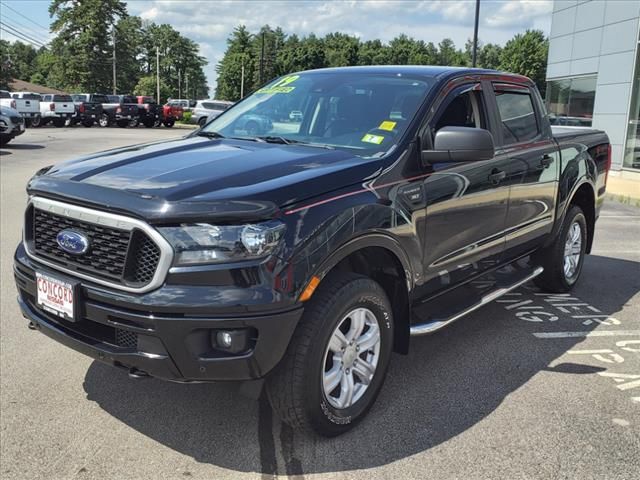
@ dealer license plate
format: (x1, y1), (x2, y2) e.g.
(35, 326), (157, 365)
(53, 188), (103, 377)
(36, 272), (76, 320)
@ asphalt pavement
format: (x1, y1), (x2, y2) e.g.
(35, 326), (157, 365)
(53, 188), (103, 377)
(1, 128), (638, 479)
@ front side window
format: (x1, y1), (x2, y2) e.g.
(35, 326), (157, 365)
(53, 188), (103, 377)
(494, 89), (539, 144)
(434, 86), (486, 132)
(203, 72), (434, 158)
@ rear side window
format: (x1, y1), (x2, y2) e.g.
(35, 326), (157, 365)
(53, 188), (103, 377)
(494, 88), (539, 144)
(201, 102), (217, 109)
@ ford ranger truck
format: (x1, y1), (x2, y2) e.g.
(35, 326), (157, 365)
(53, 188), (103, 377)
(14, 67), (611, 437)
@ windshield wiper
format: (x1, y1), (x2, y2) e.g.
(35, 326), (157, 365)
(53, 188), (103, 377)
(255, 136), (335, 149)
(196, 130), (225, 139)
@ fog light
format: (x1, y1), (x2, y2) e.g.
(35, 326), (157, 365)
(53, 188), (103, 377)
(212, 329), (251, 354)
(217, 331), (233, 348)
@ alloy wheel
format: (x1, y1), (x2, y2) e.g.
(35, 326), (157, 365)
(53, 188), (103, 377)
(322, 307), (381, 409)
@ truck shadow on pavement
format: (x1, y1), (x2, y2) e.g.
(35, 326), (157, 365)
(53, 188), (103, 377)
(82, 254), (639, 475)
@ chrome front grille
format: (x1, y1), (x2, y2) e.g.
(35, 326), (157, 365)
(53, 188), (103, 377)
(25, 197), (174, 293)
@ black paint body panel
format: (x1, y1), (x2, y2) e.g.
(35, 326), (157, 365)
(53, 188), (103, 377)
(15, 67), (610, 381)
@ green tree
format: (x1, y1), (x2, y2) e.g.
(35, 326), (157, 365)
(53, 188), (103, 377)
(0, 40), (16, 89)
(48, 0), (127, 91)
(114, 15), (144, 93)
(133, 75), (170, 102)
(215, 25), (256, 100)
(479, 43), (503, 70)
(323, 32), (359, 67)
(499, 29), (549, 94)
(437, 38), (466, 66)
(357, 39), (390, 65)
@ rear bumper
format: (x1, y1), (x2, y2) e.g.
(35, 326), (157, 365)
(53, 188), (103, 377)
(14, 246), (303, 382)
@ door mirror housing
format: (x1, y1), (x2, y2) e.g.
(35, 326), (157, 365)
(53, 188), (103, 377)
(421, 126), (495, 165)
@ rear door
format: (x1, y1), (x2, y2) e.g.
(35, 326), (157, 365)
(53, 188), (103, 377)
(420, 81), (511, 296)
(489, 82), (560, 259)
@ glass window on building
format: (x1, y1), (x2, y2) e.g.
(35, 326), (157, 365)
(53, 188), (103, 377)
(546, 75), (597, 127)
(623, 41), (640, 170)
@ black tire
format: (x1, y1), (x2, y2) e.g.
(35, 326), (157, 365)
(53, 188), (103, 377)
(129, 118), (139, 128)
(533, 205), (587, 293)
(25, 119), (32, 128)
(30, 116), (41, 128)
(98, 114), (110, 128)
(53, 118), (65, 128)
(143, 119), (155, 128)
(0, 135), (10, 146)
(198, 117), (207, 127)
(116, 120), (129, 128)
(266, 272), (394, 437)
(82, 119), (93, 128)
(163, 119), (175, 128)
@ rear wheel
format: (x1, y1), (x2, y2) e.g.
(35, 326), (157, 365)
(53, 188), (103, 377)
(198, 117), (207, 127)
(82, 119), (94, 128)
(30, 116), (41, 128)
(534, 205), (587, 293)
(163, 118), (175, 128)
(98, 114), (110, 128)
(266, 272), (393, 437)
(143, 118), (155, 128)
(53, 118), (65, 128)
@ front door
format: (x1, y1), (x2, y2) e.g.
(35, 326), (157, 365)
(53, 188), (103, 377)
(419, 82), (511, 297)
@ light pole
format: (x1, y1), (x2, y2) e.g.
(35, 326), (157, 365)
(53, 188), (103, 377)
(156, 46), (160, 102)
(472, 0), (480, 67)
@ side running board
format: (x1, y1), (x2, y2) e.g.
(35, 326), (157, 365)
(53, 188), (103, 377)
(410, 266), (544, 336)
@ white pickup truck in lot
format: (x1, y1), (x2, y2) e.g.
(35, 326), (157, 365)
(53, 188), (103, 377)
(35, 94), (75, 128)
(9, 92), (41, 126)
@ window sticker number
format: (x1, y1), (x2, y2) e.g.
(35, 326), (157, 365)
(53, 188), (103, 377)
(256, 75), (300, 94)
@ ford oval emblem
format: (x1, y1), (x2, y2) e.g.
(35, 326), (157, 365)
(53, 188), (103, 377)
(56, 230), (90, 255)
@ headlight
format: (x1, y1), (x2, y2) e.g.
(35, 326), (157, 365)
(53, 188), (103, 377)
(158, 221), (285, 266)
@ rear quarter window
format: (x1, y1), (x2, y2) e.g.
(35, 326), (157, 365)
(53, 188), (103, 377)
(494, 89), (539, 144)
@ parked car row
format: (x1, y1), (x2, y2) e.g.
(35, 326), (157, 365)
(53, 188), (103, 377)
(0, 89), (194, 131)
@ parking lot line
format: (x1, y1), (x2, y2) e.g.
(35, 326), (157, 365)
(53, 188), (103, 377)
(533, 330), (640, 338)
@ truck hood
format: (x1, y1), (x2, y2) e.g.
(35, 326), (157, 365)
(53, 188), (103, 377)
(28, 136), (383, 223)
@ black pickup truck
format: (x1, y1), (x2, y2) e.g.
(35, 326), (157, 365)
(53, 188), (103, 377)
(70, 94), (105, 127)
(103, 95), (140, 128)
(14, 67), (610, 437)
(135, 95), (163, 127)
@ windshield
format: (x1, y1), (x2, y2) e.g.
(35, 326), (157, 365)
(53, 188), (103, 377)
(203, 71), (433, 158)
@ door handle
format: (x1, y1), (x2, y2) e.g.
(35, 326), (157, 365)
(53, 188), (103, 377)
(540, 154), (553, 168)
(488, 169), (506, 185)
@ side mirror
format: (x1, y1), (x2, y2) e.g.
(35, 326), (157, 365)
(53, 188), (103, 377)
(421, 126), (495, 165)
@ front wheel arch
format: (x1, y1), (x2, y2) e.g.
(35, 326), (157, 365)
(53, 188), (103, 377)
(300, 235), (413, 354)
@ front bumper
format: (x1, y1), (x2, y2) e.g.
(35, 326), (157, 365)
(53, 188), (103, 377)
(14, 245), (302, 382)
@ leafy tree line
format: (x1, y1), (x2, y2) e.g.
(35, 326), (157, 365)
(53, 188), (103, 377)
(0, 0), (208, 101)
(216, 26), (548, 101)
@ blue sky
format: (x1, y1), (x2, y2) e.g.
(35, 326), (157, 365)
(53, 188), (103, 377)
(1, 0), (554, 93)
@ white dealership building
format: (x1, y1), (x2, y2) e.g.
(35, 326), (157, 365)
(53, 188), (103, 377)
(546, 0), (640, 173)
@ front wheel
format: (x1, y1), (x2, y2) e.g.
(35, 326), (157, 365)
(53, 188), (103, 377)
(266, 272), (393, 437)
(534, 205), (587, 293)
(82, 119), (94, 128)
(163, 119), (175, 128)
(30, 116), (41, 128)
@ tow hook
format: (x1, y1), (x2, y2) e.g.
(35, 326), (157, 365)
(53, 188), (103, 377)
(128, 368), (150, 380)
(27, 321), (38, 330)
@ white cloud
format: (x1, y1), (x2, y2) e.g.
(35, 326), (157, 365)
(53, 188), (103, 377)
(126, 0), (553, 93)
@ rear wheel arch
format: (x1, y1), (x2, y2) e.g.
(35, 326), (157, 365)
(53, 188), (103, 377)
(567, 182), (596, 253)
(302, 235), (413, 354)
